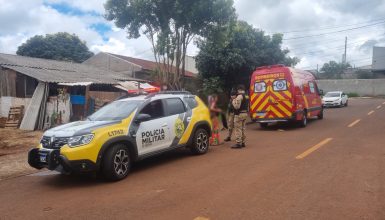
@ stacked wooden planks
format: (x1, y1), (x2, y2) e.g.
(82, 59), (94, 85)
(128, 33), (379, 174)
(5, 106), (24, 129)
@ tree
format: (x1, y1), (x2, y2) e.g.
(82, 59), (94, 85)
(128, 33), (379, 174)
(196, 21), (299, 92)
(104, 0), (236, 89)
(320, 61), (351, 79)
(17, 32), (94, 63)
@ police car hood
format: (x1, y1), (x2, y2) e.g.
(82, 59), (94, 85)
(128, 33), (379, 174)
(44, 120), (119, 137)
(322, 97), (341, 101)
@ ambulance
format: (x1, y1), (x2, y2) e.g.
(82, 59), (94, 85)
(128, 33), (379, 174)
(249, 65), (323, 128)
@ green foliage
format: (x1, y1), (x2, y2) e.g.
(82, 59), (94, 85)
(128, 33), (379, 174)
(320, 61), (351, 79)
(196, 21), (299, 92)
(347, 92), (359, 97)
(17, 32), (94, 63)
(356, 69), (374, 79)
(105, 0), (236, 89)
(202, 76), (224, 95)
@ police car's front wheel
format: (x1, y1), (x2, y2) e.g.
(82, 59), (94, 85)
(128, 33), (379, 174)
(102, 144), (131, 181)
(191, 128), (209, 155)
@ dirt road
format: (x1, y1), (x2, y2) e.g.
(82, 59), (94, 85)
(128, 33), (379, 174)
(0, 98), (384, 220)
(0, 129), (42, 180)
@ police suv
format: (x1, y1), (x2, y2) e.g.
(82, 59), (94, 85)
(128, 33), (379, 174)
(28, 92), (212, 181)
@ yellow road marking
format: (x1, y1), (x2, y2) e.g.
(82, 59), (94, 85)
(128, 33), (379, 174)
(194, 217), (210, 220)
(296, 138), (333, 159)
(368, 110), (375, 116)
(376, 105), (382, 109)
(348, 119), (361, 127)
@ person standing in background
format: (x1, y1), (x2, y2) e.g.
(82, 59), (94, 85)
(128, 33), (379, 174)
(209, 94), (222, 145)
(224, 90), (237, 142)
(231, 85), (248, 149)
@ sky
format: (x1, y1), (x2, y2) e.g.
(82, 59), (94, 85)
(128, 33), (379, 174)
(0, 0), (385, 70)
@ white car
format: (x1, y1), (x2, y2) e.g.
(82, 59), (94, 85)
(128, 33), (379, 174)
(322, 91), (348, 107)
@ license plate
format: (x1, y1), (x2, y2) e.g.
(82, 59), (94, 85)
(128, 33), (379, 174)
(257, 112), (266, 117)
(40, 154), (47, 162)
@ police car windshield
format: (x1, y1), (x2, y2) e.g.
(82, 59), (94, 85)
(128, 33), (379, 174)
(324, 92), (341, 97)
(88, 100), (143, 121)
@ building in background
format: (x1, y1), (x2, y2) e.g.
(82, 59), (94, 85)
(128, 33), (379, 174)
(84, 52), (199, 93)
(372, 46), (385, 77)
(0, 53), (145, 130)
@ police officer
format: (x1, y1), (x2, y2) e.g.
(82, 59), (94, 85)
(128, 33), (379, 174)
(231, 85), (248, 148)
(224, 90), (237, 142)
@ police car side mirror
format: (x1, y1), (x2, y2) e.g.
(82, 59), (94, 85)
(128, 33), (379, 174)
(135, 114), (151, 123)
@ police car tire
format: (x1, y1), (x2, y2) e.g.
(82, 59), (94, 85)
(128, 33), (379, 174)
(102, 144), (131, 181)
(191, 128), (209, 155)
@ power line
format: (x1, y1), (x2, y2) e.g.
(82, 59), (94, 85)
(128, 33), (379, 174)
(271, 17), (385, 34)
(288, 39), (369, 54)
(283, 21), (385, 40)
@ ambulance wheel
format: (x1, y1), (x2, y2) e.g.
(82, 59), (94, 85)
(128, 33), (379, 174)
(317, 108), (324, 120)
(191, 128), (209, 155)
(345, 101), (348, 107)
(102, 144), (131, 181)
(299, 111), (307, 127)
(260, 123), (268, 128)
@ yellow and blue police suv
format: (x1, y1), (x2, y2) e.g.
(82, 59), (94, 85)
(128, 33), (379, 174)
(28, 92), (212, 181)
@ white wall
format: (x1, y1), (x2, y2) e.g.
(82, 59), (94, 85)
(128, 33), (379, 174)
(45, 95), (71, 126)
(316, 79), (385, 96)
(0, 97), (31, 117)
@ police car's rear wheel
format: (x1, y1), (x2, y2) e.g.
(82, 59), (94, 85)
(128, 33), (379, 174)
(191, 128), (209, 155)
(102, 144), (131, 181)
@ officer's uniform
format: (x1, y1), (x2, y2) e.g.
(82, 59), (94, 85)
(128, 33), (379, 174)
(232, 91), (248, 147)
(225, 101), (235, 141)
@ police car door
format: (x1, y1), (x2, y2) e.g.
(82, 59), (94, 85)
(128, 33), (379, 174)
(136, 99), (171, 155)
(163, 98), (188, 148)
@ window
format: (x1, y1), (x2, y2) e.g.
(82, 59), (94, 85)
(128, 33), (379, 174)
(165, 98), (186, 116)
(88, 100), (143, 121)
(140, 100), (165, 119)
(184, 97), (198, 109)
(309, 82), (316, 94)
(273, 80), (288, 91)
(254, 82), (266, 93)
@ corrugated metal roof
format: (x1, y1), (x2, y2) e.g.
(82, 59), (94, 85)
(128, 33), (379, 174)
(0, 53), (147, 84)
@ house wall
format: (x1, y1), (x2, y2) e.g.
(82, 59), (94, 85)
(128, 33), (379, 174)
(0, 68), (17, 97)
(316, 79), (385, 96)
(45, 95), (71, 126)
(184, 56), (198, 74)
(89, 91), (124, 102)
(0, 68), (38, 97)
(0, 96), (31, 117)
(83, 53), (141, 76)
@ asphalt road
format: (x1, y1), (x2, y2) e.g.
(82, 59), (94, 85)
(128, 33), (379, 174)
(0, 98), (384, 220)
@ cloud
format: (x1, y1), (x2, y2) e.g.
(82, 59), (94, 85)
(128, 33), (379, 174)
(1, 0), (384, 69)
(233, 0), (385, 69)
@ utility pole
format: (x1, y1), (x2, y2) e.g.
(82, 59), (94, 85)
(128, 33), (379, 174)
(343, 36), (347, 64)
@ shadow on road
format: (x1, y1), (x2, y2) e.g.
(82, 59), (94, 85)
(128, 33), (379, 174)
(247, 119), (318, 132)
(39, 148), (193, 188)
